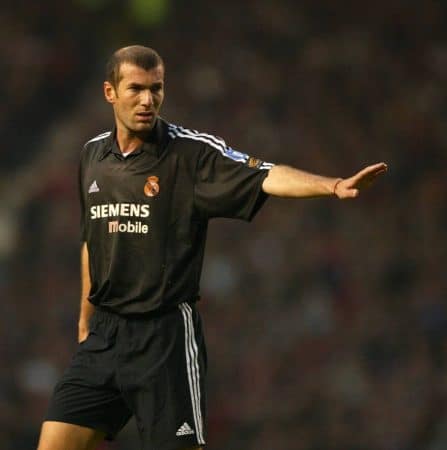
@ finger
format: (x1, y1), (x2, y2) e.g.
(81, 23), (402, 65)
(339, 188), (359, 199)
(370, 162), (388, 171)
(358, 162), (388, 177)
(353, 163), (388, 182)
(365, 167), (388, 181)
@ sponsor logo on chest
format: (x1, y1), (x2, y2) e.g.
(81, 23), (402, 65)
(90, 203), (150, 219)
(90, 203), (151, 234)
(87, 176), (160, 235)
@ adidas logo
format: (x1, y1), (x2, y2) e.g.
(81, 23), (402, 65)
(88, 180), (100, 193)
(176, 422), (194, 436)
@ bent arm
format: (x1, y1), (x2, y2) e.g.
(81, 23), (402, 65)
(78, 242), (95, 343)
(262, 162), (387, 199)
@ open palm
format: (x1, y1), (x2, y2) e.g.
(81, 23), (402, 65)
(335, 162), (388, 199)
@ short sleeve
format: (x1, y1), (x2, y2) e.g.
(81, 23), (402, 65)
(194, 142), (273, 221)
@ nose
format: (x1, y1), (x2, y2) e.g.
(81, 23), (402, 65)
(140, 90), (153, 107)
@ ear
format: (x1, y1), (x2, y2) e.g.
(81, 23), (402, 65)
(104, 81), (117, 104)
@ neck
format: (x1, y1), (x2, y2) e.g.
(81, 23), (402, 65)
(116, 128), (144, 153)
(115, 122), (156, 153)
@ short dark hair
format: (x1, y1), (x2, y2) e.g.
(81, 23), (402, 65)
(106, 45), (164, 88)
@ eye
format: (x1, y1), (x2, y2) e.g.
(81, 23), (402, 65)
(128, 84), (143, 92)
(151, 84), (163, 93)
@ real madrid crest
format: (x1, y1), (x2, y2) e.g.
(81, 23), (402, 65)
(144, 176), (160, 197)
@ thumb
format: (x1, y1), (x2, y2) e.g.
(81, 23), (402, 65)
(336, 187), (359, 199)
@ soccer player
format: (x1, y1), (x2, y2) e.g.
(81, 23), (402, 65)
(37, 45), (387, 450)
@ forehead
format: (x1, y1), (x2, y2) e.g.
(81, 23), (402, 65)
(118, 62), (164, 85)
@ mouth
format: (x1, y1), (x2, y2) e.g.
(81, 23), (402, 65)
(135, 111), (155, 122)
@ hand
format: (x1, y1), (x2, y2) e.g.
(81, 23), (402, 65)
(78, 321), (89, 343)
(334, 162), (387, 199)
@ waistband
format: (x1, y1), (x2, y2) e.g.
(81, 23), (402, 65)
(93, 301), (196, 323)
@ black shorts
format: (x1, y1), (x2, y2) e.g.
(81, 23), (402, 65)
(46, 302), (207, 450)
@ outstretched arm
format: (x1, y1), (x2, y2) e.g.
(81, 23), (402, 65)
(262, 162), (387, 199)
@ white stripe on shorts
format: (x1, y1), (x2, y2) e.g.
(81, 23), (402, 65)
(179, 303), (205, 445)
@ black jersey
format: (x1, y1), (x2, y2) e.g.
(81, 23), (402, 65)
(79, 118), (273, 315)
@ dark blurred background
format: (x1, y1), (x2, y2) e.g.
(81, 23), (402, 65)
(2, 0), (447, 449)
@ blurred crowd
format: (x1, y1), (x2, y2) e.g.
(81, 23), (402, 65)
(2, 0), (447, 449)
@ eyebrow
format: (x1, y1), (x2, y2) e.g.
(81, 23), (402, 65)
(127, 81), (163, 89)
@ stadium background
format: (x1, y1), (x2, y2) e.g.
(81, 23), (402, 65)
(2, 0), (447, 448)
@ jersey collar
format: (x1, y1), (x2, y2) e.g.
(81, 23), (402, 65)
(98, 117), (169, 161)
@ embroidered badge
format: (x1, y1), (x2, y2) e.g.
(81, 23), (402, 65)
(144, 176), (160, 197)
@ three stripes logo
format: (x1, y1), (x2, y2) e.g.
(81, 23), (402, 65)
(178, 303), (205, 445)
(176, 422), (195, 436)
(88, 180), (100, 193)
(167, 123), (274, 170)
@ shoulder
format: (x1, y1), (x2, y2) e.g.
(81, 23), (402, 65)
(166, 121), (274, 170)
(166, 121), (249, 163)
(80, 130), (112, 161)
(83, 131), (112, 150)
